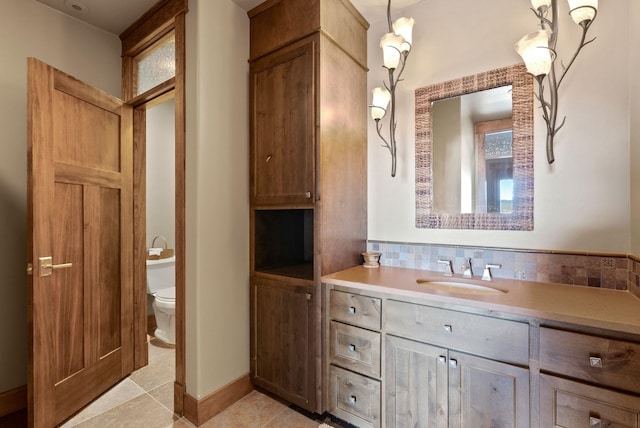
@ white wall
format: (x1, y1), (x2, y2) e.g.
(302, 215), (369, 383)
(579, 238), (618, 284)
(630, 1), (640, 255)
(147, 99), (176, 250)
(0, 0), (121, 394)
(367, 0), (633, 254)
(185, 0), (250, 398)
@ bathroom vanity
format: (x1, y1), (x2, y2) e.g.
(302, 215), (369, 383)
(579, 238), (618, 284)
(322, 266), (640, 428)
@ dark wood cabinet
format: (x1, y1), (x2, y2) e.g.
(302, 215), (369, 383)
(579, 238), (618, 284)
(250, 38), (315, 206)
(248, 0), (368, 413)
(251, 276), (315, 409)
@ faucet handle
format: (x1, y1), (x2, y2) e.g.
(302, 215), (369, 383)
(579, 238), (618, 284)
(437, 259), (453, 276)
(482, 264), (502, 281)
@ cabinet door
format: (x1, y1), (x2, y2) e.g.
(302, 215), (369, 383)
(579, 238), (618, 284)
(448, 352), (530, 428)
(250, 37), (315, 206)
(251, 277), (315, 410)
(385, 335), (449, 428)
(540, 374), (640, 428)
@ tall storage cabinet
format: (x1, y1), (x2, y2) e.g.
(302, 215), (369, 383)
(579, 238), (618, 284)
(248, 0), (369, 413)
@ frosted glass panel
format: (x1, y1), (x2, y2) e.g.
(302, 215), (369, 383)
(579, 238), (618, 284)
(136, 34), (175, 95)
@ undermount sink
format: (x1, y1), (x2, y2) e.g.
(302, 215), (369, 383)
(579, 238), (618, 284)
(416, 279), (507, 295)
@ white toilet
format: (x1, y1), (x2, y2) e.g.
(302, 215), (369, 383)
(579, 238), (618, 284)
(146, 256), (176, 344)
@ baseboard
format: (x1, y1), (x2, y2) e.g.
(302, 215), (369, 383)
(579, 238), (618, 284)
(183, 373), (253, 426)
(0, 385), (27, 417)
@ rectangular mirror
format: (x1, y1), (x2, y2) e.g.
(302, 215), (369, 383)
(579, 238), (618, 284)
(416, 64), (534, 230)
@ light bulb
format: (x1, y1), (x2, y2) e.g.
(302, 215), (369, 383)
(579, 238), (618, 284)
(393, 17), (414, 52)
(370, 87), (391, 120)
(568, 0), (597, 24)
(515, 30), (553, 77)
(380, 32), (404, 69)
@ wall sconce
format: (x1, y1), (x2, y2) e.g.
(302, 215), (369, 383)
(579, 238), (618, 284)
(515, 0), (598, 164)
(370, 0), (414, 177)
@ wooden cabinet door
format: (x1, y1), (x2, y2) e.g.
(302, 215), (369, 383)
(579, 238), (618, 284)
(251, 276), (316, 410)
(540, 374), (640, 428)
(448, 352), (530, 428)
(385, 335), (448, 428)
(250, 37), (315, 206)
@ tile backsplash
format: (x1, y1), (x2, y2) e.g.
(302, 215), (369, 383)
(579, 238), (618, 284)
(367, 241), (640, 298)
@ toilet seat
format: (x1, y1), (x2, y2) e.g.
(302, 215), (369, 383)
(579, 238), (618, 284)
(155, 287), (175, 304)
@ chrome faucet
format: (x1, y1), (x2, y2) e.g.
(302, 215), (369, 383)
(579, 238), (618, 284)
(437, 259), (453, 276)
(482, 264), (502, 281)
(460, 258), (473, 278)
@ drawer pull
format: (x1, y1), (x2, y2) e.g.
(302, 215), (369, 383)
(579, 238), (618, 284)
(443, 324), (453, 333)
(348, 344), (356, 352)
(449, 358), (458, 368)
(348, 306), (356, 315)
(589, 356), (603, 368)
(438, 356), (447, 365)
(349, 395), (357, 405)
(589, 416), (602, 427)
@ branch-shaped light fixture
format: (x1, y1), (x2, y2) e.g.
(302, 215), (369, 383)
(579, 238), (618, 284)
(370, 0), (414, 177)
(515, 0), (598, 164)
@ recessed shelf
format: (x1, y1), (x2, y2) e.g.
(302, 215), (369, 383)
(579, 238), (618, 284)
(253, 209), (314, 281)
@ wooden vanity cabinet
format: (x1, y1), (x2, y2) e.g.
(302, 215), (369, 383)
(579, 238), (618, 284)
(385, 300), (530, 428)
(327, 290), (383, 427)
(385, 336), (530, 428)
(248, 0), (368, 414)
(324, 287), (530, 427)
(539, 327), (640, 427)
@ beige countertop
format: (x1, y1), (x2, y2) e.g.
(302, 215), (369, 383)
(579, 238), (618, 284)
(322, 265), (640, 336)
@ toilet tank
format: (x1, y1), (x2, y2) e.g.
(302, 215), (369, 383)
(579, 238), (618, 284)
(146, 256), (176, 293)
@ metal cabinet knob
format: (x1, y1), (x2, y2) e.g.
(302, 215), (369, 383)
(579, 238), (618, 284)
(349, 395), (357, 405)
(589, 356), (603, 368)
(443, 324), (452, 333)
(590, 416), (602, 427)
(305, 191), (311, 199)
(438, 356), (447, 365)
(265, 155), (272, 163)
(348, 306), (356, 315)
(348, 344), (356, 352)
(449, 359), (458, 368)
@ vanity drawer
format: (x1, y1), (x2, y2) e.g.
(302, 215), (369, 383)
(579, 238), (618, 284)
(385, 300), (529, 365)
(330, 290), (381, 330)
(330, 321), (381, 378)
(540, 327), (640, 394)
(540, 373), (640, 428)
(328, 365), (381, 428)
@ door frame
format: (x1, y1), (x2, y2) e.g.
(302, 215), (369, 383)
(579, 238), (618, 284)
(119, 0), (187, 415)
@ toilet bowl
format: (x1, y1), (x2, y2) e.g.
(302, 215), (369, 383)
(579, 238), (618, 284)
(146, 256), (176, 344)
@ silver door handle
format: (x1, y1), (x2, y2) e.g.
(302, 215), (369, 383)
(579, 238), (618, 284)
(38, 256), (73, 277)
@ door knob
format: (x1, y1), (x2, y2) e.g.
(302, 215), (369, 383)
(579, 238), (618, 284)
(38, 256), (73, 277)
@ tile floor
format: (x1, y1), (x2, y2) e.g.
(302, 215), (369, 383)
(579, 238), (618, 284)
(63, 338), (328, 427)
(1, 337), (334, 427)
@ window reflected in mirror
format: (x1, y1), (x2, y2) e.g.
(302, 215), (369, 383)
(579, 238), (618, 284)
(416, 64), (534, 230)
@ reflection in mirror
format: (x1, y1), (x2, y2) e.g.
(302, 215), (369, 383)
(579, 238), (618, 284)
(416, 64), (534, 230)
(432, 86), (513, 214)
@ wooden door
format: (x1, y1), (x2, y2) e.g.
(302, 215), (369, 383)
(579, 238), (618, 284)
(251, 276), (315, 410)
(249, 36), (316, 206)
(27, 58), (134, 427)
(448, 352), (530, 428)
(385, 335), (448, 428)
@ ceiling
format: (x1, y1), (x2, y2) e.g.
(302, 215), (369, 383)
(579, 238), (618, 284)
(231, 0), (424, 22)
(35, 0), (159, 34)
(35, 0), (424, 35)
